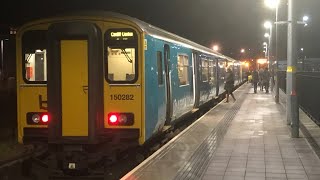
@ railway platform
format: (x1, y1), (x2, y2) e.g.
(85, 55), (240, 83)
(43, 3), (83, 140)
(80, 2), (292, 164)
(122, 83), (320, 180)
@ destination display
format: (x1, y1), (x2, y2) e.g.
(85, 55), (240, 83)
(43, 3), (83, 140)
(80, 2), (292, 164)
(108, 31), (135, 41)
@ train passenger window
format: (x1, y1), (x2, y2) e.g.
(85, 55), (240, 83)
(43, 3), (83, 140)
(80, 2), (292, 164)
(209, 60), (215, 83)
(157, 51), (163, 85)
(22, 30), (47, 83)
(177, 54), (189, 86)
(105, 29), (138, 83)
(202, 59), (209, 82)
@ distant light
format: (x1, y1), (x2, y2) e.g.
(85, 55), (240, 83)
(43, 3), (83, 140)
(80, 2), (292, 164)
(240, 49), (245, 53)
(264, 0), (280, 9)
(264, 21), (272, 29)
(304, 23), (308, 27)
(303, 16), (309, 22)
(213, 45), (219, 51)
(263, 42), (268, 46)
(264, 33), (270, 38)
(301, 48), (304, 51)
(257, 58), (268, 64)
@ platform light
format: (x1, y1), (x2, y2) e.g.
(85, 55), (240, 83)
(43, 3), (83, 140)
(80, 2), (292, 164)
(240, 49), (245, 53)
(264, 21), (272, 29)
(213, 45), (219, 51)
(264, 33), (270, 38)
(264, 0), (280, 9)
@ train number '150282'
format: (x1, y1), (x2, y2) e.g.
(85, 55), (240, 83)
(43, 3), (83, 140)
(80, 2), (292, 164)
(110, 94), (134, 100)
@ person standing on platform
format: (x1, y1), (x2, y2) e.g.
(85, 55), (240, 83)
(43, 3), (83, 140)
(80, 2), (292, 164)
(252, 69), (259, 93)
(258, 68), (264, 91)
(263, 67), (271, 93)
(224, 67), (236, 103)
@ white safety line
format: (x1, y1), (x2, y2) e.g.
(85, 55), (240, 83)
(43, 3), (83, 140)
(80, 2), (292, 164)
(121, 84), (245, 180)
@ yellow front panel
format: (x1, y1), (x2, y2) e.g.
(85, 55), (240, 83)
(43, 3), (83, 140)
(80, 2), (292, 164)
(17, 87), (47, 143)
(61, 40), (88, 136)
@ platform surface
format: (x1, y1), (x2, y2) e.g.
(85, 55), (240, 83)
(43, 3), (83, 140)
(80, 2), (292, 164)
(122, 83), (320, 180)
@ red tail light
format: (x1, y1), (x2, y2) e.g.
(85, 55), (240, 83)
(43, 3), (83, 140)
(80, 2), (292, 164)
(107, 113), (134, 126)
(109, 114), (118, 124)
(41, 114), (49, 123)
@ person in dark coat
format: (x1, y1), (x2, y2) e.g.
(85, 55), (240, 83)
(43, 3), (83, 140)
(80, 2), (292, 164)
(258, 68), (264, 91)
(252, 69), (259, 93)
(263, 67), (271, 93)
(224, 68), (236, 102)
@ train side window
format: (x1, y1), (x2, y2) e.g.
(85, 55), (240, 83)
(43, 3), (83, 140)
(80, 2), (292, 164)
(157, 51), (163, 85)
(22, 30), (47, 84)
(209, 60), (215, 83)
(177, 54), (189, 86)
(201, 58), (209, 82)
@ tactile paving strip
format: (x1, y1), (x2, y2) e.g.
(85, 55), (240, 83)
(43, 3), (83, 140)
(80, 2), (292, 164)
(300, 123), (320, 159)
(174, 86), (248, 180)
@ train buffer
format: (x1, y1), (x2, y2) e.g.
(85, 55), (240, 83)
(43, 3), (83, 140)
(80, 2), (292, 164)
(122, 83), (320, 180)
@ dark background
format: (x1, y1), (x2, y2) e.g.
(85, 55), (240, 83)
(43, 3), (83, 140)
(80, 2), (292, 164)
(0, 0), (319, 60)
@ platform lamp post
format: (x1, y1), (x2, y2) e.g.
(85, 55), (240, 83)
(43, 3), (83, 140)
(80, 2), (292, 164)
(264, 21), (274, 92)
(264, 0), (280, 102)
(264, 32), (271, 64)
(287, 0), (299, 138)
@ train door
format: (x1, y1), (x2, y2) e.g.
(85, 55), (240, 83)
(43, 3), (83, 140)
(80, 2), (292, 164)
(192, 52), (200, 108)
(164, 44), (173, 125)
(47, 22), (103, 143)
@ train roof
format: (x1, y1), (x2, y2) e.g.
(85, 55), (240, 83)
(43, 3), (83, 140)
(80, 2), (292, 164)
(78, 11), (237, 62)
(23, 11), (238, 62)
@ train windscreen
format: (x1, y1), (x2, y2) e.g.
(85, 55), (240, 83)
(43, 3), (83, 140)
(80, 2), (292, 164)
(22, 30), (47, 83)
(105, 29), (138, 83)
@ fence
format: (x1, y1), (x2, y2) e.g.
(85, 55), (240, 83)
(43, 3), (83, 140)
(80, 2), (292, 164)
(277, 71), (320, 124)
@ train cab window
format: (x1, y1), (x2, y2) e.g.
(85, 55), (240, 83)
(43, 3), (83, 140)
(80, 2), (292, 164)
(157, 51), (163, 85)
(22, 30), (47, 83)
(177, 54), (189, 86)
(105, 29), (138, 83)
(201, 59), (209, 82)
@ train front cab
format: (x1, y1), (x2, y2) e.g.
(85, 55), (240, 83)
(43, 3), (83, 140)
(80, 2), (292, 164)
(17, 18), (145, 176)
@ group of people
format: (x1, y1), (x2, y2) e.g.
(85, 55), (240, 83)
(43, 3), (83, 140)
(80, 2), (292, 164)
(223, 67), (271, 103)
(251, 67), (271, 93)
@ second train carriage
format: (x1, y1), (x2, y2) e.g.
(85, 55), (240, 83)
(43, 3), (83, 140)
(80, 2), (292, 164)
(16, 11), (243, 176)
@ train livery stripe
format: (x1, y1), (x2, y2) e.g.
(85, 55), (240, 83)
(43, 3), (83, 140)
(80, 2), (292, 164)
(61, 40), (89, 136)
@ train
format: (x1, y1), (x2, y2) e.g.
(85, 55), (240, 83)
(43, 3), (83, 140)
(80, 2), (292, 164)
(16, 11), (245, 177)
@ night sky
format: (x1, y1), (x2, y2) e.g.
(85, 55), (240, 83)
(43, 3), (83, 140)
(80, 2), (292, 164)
(1, 0), (320, 59)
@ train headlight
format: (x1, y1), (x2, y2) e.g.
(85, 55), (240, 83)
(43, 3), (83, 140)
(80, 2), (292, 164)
(119, 114), (128, 124)
(32, 114), (40, 123)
